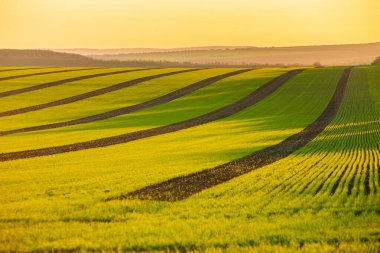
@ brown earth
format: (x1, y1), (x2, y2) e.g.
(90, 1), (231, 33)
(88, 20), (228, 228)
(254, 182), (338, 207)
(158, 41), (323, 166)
(0, 69), (252, 136)
(0, 69), (200, 117)
(0, 69), (303, 162)
(114, 68), (351, 201)
(0, 68), (152, 98)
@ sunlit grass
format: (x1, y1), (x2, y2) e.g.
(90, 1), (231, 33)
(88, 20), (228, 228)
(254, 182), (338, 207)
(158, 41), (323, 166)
(0, 66), (378, 252)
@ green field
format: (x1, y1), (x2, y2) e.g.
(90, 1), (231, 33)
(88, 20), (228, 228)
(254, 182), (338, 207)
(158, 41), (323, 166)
(0, 66), (379, 252)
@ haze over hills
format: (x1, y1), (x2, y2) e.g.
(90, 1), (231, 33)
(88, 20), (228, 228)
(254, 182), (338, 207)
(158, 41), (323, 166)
(52, 47), (247, 56)
(0, 49), (257, 67)
(54, 42), (380, 66)
(1, 42), (379, 67)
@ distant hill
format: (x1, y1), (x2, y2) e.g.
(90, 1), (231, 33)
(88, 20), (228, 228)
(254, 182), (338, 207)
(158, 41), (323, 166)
(68, 42), (380, 66)
(52, 47), (248, 56)
(0, 49), (205, 67)
(2, 42), (380, 67)
(0, 50), (101, 67)
(0, 49), (295, 67)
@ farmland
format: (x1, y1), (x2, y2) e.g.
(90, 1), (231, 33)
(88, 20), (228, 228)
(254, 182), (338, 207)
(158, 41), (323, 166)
(0, 66), (379, 252)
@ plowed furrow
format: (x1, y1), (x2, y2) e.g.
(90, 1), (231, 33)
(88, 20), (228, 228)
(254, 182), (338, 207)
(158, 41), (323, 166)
(0, 69), (251, 136)
(115, 68), (350, 201)
(0, 69), (303, 162)
(0, 69), (200, 117)
(0, 68), (152, 98)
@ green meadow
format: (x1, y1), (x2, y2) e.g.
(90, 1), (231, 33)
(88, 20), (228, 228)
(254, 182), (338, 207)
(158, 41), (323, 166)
(0, 66), (379, 252)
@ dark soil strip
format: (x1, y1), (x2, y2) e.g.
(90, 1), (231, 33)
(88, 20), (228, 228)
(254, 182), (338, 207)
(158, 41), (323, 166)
(313, 166), (338, 195)
(0, 69), (200, 117)
(297, 159), (328, 195)
(0, 69), (303, 162)
(0, 69), (251, 136)
(364, 164), (371, 195)
(347, 165), (359, 195)
(0, 68), (152, 98)
(330, 164), (349, 195)
(0, 67), (103, 82)
(111, 68), (351, 201)
(265, 152), (329, 195)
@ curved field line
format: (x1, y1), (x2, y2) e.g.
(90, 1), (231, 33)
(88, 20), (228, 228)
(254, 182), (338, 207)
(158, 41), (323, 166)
(0, 69), (303, 162)
(0, 68), (153, 98)
(0, 67), (104, 82)
(0, 69), (252, 136)
(0, 69), (201, 117)
(111, 68), (351, 202)
(0, 67), (52, 73)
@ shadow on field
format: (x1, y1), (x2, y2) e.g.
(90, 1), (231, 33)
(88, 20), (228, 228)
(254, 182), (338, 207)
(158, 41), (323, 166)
(108, 68), (351, 201)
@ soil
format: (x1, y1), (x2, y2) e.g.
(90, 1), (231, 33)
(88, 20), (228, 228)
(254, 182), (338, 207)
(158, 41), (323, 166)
(112, 68), (351, 201)
(0, 69), (251, 136)
(0, 69), (200, 117)
(0, 69), (303, 162)
(0, 68), (152, 98)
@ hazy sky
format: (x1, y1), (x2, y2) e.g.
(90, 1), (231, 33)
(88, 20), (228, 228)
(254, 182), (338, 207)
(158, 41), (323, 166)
(1, 0), (379, 49)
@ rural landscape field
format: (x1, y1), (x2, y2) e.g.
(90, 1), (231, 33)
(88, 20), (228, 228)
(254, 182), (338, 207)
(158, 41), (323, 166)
(1, 0), (380, 252)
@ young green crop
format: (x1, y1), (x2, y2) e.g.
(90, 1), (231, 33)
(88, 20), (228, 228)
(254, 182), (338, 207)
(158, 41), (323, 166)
(0, 66), (378, 252)
(0, 68), (177, 114)
(0, 68), (291, 152)
(0, 67), (101, 92)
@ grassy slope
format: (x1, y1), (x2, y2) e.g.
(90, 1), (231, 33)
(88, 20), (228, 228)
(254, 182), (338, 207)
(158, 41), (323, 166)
(0, 68), (178, 114)
(0, 67), (356, 252)
(0, 68), (290, 152)
(0, 68), (231, 131)
(0, 67), (74, 84)
(153, 65), (379, 250)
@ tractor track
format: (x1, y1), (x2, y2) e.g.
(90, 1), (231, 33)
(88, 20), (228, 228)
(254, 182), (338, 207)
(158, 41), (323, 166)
(0, 69), (303, 162)
(0, 68), (153, 98)
(0, 69), (201, 117)
(0, 69), (252, 136)
(111, 68), (351, 202)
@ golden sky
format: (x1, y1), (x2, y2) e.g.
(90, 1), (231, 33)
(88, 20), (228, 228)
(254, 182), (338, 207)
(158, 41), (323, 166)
(0, 0), (379, 49)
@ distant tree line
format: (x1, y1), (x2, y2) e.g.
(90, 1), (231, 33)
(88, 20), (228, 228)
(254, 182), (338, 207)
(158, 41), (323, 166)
(0, 49), (308, 68)
(373, 56), (380, 65)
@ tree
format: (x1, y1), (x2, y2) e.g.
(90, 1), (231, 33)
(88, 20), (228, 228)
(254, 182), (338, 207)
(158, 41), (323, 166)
(313, 62), (323, 68)
(372, 56), (380, 65)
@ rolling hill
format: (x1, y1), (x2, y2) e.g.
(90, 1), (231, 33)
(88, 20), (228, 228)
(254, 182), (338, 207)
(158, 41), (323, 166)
(81, 42), (380, 66)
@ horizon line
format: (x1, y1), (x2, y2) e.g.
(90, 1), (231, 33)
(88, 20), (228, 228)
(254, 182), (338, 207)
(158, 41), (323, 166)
(1, 40), (380, 51)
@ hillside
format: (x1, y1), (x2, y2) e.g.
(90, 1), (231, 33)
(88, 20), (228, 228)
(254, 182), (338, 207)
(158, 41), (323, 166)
(0, 49), (200, 67)
(85, 42), (380, 66)
(52, 46), (246, 56)
(3, 43), (379, 67)
(0, 49), (100, 67)
(0, 49), (296, 67)
(0, 66), (379, 251)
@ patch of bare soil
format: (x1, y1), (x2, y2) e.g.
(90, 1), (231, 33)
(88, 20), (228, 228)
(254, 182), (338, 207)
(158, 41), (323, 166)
(0, 69), (200, 117)
(0, 68), (152, 98)
(0, 69), (302, 162)
(0, 69), (251, 136)
(114, 68), (350, 201)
